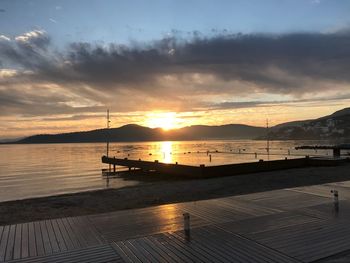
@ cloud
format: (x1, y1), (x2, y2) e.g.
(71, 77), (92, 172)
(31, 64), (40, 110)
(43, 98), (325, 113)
(1, 29), (350, 118)
(0, 35), (10, 41)
(49, 18), (58, 24)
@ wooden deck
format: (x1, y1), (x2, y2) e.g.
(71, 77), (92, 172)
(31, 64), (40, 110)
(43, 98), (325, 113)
(3, 180), (350, 262)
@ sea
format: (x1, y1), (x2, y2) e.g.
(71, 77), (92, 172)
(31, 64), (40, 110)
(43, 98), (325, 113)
(0, 140), (346, 202)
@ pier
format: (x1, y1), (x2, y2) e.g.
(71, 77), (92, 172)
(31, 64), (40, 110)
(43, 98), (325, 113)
(296, 144), (350, 157)
(102, 155), (348, 178)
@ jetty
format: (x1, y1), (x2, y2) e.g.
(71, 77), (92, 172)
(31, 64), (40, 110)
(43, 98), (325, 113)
(295, 144), (350, 157)
(102, 155), (348, 178)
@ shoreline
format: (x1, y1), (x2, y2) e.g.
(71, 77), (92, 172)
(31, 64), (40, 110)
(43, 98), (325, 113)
(1, 164), (350, 225)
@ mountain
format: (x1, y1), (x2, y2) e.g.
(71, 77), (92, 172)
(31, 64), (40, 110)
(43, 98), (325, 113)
(268, 107), (350, 140)
(7, 107), (350, 143)
(13, 124), (266, 144)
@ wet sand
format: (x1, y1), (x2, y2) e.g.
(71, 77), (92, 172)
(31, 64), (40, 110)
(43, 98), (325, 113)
(1, 164), (350, 225)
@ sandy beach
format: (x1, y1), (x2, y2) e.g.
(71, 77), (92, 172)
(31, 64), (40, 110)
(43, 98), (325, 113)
(1, 163), (350, 225)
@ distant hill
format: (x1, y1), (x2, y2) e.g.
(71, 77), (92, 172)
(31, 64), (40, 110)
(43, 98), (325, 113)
(13, 124), (266, 144)
(7, 107), (350, 143)
(268, 107), (350, 140)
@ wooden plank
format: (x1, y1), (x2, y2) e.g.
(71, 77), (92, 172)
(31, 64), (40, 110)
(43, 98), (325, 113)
(171, 231), (237, 263)
(60, 217), (80, 249)
(21, 223), (29, 259)
(146, 235), (194, 263)
(13, 224), (22, 260)
(118, 240), (148, 263)
(139, 236), (181, 262)
(191, 228), (261, 263)
(154, 233), (202, 263)
(51, 219), (67, 251)
(27, 222), (36, 258)
(89, 204), (209, 243)
(141, 236), (182, 262)
(129, 238), (163, 262)
(5, 224), (16, 261)
(236, 189), (331, 210)
(239, 218), (350, 262)
(218, 211), (324, 237)
(39, 220), (52, 255)
(76, 216), (104, 245)
(111, 241), (143, 263)
(162, 232), (216, 263)
(66, 217), (88, 248)
(6, 244), (123, 263)
(44, 220), (60, 253)
(33, 222), (44, 256)
(0, 225), (10, 261)
(56, 218), (75, 250)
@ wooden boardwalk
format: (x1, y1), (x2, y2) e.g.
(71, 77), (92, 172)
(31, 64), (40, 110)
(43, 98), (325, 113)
(3, 179), (350, 262)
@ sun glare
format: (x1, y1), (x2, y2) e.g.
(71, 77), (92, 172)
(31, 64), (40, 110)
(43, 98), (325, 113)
(146, 112), (179, 130)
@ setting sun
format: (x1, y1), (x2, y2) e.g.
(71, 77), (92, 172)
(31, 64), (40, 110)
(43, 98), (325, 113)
(146, 112), (180, 130)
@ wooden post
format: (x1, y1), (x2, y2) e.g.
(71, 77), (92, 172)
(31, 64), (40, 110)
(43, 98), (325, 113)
(333, 148), (341, 158)
(331, 190), (339, 213)
(183, 213), (190, 241)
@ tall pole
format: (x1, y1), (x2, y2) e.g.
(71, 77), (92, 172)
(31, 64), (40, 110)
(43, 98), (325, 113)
(106, 109), (111, 172)
(266, 119), (270, 160)
(106, 109), (110, 157)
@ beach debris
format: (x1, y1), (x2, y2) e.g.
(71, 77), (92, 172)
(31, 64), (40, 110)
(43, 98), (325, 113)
(183, 213), (191, 241)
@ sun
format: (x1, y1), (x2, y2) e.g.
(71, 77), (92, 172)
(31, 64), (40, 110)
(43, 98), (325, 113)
(146, 112), (179, 130)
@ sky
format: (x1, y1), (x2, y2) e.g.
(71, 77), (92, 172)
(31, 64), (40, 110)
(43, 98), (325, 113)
(1, 0), (350, 138)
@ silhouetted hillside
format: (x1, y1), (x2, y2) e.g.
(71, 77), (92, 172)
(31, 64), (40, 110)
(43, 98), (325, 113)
(8, 107), (350, 144)
(14, 124), (265, 144)
(268, 107), (350, 140)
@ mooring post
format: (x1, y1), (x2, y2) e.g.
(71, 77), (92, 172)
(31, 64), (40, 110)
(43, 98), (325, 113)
(331, 190), (339, 213)
(183, 213), (190, 241)
(209, 154), (212, 162)
(113, 165), (116, 173)
(254, 152), (257, 159)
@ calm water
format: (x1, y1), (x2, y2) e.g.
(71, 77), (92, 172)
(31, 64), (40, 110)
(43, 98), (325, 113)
(0, 140), (341, 202)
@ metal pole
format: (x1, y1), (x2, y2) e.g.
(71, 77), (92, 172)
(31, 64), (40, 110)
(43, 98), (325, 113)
(183, 213), (190, 241)
(266, 119), (270, 160)
(107, 109), (111, 172)
(331, 190), (339, 213)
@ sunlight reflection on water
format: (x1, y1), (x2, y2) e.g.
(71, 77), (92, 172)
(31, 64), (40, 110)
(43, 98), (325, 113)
(0, 140), (343, 202)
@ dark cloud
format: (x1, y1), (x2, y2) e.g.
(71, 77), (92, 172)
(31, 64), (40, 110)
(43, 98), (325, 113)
(208, 94), (350, 111)
(1, 30), (350, 117)
(3, 31), (350, 88)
